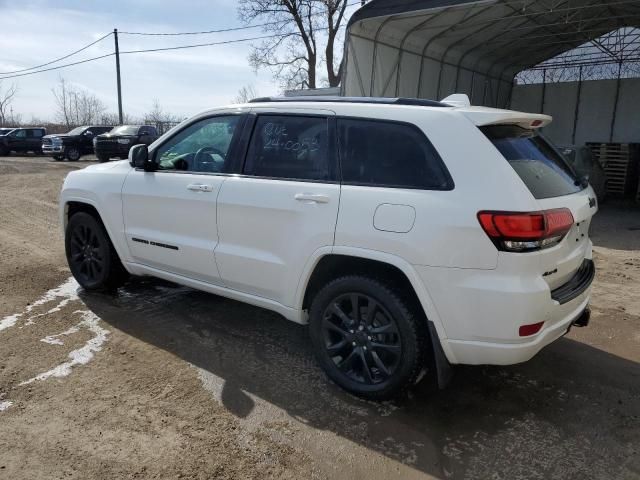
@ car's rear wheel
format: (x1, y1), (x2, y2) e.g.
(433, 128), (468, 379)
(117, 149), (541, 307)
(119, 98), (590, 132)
(66, 147), (81, 161)
(309, 276), (428, 400)
(65, 212), (128, 291)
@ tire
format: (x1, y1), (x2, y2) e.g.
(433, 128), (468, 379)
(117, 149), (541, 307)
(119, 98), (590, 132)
(52, 155), (64, 161)
(309, 275), (429, 400)
(65, 212), (128, 291)
(66, 147), (81, 161)
(0, 147), (9, 156)
(97, 155), (110, 163)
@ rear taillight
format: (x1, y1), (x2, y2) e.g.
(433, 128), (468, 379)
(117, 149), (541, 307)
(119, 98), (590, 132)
(478, 209), (574, 252)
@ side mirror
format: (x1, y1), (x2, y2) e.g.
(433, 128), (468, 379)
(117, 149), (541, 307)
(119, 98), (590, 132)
(129, 144), (154, 171)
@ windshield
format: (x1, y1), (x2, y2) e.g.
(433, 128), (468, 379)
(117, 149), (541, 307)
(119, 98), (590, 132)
(482, 125), (584, 199)
(67, 126), (87, 135)
(0, 128), (14, 136)
(109, 125), (139, 135)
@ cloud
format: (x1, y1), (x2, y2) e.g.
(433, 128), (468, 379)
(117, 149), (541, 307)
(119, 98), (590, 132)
(1, 0), (277, 120)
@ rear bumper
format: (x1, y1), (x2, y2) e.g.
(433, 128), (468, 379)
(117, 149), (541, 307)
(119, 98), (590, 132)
(416, 255), (595, 366)
(445, 295), (590, 365)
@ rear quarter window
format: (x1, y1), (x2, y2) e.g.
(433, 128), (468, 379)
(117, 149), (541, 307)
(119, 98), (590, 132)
(337, 118), (452, 190)
(482, 125), (584, 199)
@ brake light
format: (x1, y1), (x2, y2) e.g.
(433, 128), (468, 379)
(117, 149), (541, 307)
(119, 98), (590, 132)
(478, 209), (574, 252)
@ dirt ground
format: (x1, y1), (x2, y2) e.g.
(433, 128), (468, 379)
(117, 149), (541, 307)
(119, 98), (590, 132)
(0, 155), (638, 480)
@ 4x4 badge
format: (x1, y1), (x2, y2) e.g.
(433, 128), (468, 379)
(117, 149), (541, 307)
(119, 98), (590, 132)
(588, 197), (597, 208)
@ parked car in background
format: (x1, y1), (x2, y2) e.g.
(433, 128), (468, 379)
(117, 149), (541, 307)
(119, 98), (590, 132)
(42, 125), (114, 161)
(60, 95), (597, 400)
(93, 125), (158, 163)
(0, 127), (46, 156)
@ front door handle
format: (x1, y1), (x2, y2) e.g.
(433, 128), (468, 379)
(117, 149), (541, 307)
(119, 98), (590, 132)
(294, 193), (330, 204)
(187, 183), (213, 192)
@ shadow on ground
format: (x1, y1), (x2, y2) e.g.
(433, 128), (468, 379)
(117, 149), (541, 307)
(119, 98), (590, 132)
(81, 280), (640, 479)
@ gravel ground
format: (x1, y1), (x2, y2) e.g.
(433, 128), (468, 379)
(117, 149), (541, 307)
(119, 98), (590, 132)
(0, 155), (638, 480)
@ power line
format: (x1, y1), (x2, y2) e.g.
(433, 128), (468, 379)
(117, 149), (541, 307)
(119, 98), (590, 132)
(0, 53), (115, 80)
(0, 32), (113, 75)
(119, 34), (282, 55)
(0, 1), (363, 80)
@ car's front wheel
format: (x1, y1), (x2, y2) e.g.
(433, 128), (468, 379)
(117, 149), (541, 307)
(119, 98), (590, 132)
(66, 147), (81, 161)
(65, 212), (128, 290)
(309, 276), (428, 400)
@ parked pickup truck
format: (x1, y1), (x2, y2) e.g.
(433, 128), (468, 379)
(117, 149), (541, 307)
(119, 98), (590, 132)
(0, 127), (46, 156)
(42, 125), (114, 161)
(93, 125), (158, 163)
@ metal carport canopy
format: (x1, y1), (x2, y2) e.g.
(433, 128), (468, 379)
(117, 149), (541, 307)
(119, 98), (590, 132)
(342, 0), (640, 106)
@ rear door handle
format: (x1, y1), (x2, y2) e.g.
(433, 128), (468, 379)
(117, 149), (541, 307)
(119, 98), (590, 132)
(187, 183), (213, 192)
(294, 193), (330, 204)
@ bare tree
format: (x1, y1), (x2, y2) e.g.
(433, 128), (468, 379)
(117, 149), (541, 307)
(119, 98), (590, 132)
(145, 98), (179, 124)
(0, 81), (18, 127)
(234, 84), (260, 103)
(238, 0), (351, 90)
(52, 77), (107, 128)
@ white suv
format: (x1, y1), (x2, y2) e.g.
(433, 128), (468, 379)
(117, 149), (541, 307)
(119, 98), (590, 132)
(60, 96), (596, 399)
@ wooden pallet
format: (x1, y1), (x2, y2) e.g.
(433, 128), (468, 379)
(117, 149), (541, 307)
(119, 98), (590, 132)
(586, 143), (639, 198)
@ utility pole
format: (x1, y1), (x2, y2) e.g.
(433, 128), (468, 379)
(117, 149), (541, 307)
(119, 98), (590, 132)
(114, 28), (123, 125)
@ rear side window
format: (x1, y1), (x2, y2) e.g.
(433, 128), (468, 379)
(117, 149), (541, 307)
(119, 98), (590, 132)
(244, 115), (331, 181)
(337, 118), (452, 190)
(482, 125), (583, 199)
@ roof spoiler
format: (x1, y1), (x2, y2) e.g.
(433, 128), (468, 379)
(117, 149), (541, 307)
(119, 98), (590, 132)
(441, 93), (552, 129)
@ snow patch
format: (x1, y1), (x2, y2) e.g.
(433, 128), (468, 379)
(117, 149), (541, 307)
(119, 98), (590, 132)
(40, 324), (80, 345)
(0, 401), (12, 412)
(0, 277), (79, 332)
(20, 310), (109, 385)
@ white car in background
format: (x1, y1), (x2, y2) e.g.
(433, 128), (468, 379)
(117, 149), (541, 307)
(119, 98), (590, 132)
(59, 95), (597, 399)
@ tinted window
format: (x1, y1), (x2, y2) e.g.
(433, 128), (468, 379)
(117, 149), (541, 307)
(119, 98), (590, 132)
(28, 129), (43, 138)
(482, 125), (583, 199)
(12, 129), (26, 138)
(337, 119), (451, 190)
(139, 126), (157, 136)
(244, 115), (330, 181)
(155, 115), (240, 173)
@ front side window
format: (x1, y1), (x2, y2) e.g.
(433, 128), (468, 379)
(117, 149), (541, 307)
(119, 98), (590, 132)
(244, 115), (331, 181)
(155, 115), (240, 173)
(12, 129), (26, 138)
(337, 119), (451, 190)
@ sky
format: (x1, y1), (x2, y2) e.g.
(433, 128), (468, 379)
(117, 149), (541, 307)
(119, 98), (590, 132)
(0, 0), (358, 122)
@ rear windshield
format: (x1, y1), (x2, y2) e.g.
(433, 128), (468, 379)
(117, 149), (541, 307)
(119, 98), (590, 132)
(482, 125), (584, 199)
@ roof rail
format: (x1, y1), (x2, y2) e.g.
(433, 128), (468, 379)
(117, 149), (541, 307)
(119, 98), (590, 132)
(249, 96), (451, 108)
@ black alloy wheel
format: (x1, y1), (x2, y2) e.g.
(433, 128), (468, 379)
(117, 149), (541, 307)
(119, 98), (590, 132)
(309, 276), (428, 400)
(321, 293), (402, 385)
(65, 212), (128, 290)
